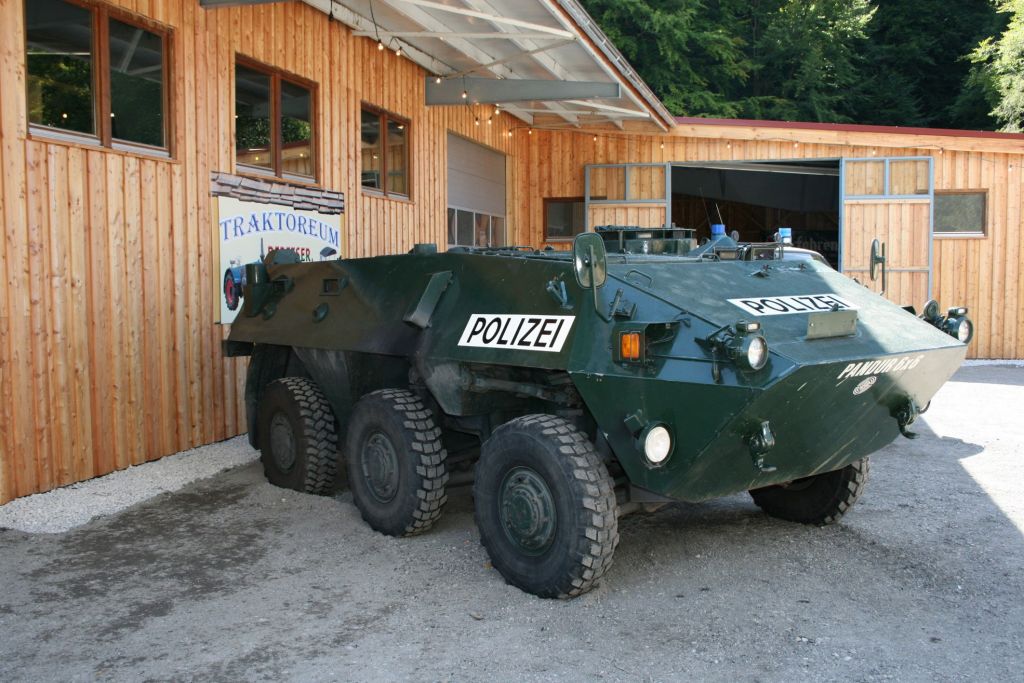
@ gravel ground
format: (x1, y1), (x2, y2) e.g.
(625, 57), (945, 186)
(0, 365), (1022, 682)
(0, 437), (257, 533)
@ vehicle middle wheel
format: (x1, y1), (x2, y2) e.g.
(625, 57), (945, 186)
(474, 414), (619, 599)
(345, 389), (449, 537)
(258, 377), (340, 495)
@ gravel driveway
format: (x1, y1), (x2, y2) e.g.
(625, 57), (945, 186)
(1, 365), (1022, 682)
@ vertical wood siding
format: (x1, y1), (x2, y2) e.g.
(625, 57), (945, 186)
(513, 130), (1023, 362)
(0, 0), (514, 503)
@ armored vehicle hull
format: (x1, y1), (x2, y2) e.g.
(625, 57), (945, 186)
(226, 237), (969, 598)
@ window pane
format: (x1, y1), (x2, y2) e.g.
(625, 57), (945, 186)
(281, 80), (313, 178)
(889, 160), (929, 195)
(475, 214), (490, 247)
(447, 208), (457, 245)
(589, 167), (626, 201)
(935, 192), (986, 235)
(844, 160), (885, 196)
(26, 0), (95, 135)
(386, 119), (408, 195)
(457, 210), (474, 246)
(361, 110), (381, 189)
(628, 166), (666, 200)
(235, 65), (272, 170)
(491, 217), (506, 247)
(109, 19), (164, 147)
(545, 199), (584, 239)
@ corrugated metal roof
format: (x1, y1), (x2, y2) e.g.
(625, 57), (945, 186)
(302, 0), (674, 131)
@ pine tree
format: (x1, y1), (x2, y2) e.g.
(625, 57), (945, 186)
(580, 0), (750, 117)
(971, 0), (1024, 132)
(739, 0), (875, 122)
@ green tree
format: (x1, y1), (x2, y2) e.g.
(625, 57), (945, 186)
(852, 0), (1003, 129)
(740, 0), (875, 122)
(971, 0), (1024, 131)
(581, 0), (751, 117)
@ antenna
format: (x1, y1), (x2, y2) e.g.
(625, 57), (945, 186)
(698, 185), (713, 229)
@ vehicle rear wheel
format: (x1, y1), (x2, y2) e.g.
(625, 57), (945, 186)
(258, 377), (339, 495)
(345, 389), (448, 537)
(749, 458), (869, 525)
(224, 271), (240, 311)
(474, 415), (619, 599)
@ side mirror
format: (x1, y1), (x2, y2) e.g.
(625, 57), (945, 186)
(573, 232), (607, 289)
(869, 238), (887, 294)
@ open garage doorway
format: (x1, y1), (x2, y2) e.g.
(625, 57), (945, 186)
(670, 160), (841, 266)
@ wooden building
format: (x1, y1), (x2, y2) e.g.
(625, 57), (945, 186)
(1, 0), (1022, 503)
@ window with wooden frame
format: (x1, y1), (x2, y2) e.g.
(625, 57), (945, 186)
(235, 58), (316, 182)
(544, 197), (587, 241)
(934, 190), (988, 237)
(360, 105), (409, 198)
(25, 0), (171, 153)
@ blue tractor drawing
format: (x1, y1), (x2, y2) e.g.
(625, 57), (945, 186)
(224, 239), (338, 311)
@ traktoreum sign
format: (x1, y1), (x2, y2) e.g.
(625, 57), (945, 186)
(216, 196), (344, 324)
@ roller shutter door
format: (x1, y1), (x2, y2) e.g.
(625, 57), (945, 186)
(447, 134), (506, 247)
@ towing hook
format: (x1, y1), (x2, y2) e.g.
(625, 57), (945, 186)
(748, 420), (777, 473)
(895, 398), (920, 439)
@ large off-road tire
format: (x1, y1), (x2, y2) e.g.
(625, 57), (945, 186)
(258, 377), (339, 495)
(749, 458), (870, 525)
(345, 389), (448, 537)
(474, 415), (619, 599)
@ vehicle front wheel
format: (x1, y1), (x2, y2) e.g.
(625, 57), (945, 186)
(474, 415), (619, 599)
(345, 389), (449, 537)
(749, 458), (869, 525)
(258, 377), (340, 495)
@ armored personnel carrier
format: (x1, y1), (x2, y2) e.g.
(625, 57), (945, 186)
(224, 232), (972, 598)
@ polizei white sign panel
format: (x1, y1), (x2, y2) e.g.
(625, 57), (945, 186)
(458, 315), (575, 353)
(727, 293), (858, 317)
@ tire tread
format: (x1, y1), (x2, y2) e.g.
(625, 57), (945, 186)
(476, 414), (619, 598)
(262, 377), (339, 495)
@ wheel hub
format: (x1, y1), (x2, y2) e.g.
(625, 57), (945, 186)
(499, 467), (556, 556)
(362, 431), (400, 503)
(269, 412), (297, 472)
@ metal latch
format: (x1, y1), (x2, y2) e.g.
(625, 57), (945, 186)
(894, 398), (920, 439)
(748, 421), (777, 473)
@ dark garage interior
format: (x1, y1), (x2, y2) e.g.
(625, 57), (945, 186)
(671, 160), (841, 265)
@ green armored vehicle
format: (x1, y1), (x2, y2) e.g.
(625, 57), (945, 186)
(224, 230), (972, 598)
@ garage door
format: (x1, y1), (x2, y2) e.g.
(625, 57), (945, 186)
(841, 157), (933, 308)
(447, 134), (506, 248)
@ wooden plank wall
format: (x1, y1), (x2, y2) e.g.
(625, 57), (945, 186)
(0, 0), (515, 503)
(513, 129), (1024, 361)
(843, 199), (932, 306)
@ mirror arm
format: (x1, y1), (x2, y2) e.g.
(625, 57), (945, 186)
(588, 245), (611, 322)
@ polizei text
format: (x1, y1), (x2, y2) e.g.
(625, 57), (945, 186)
(727, 294), (857, 317)
(458, 315), (575, 353)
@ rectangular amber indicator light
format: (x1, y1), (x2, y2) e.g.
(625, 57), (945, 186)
(620, 332), (641, 361)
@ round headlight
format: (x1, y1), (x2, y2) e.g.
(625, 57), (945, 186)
(745, 335), (769, 371)
(956, 317), (973, 344)
(643, 425), (672, 465)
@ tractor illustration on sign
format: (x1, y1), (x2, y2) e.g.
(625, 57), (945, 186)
(223, 239), (338, 311)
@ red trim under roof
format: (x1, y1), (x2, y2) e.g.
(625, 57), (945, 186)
(674, 116), (1024, 142)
